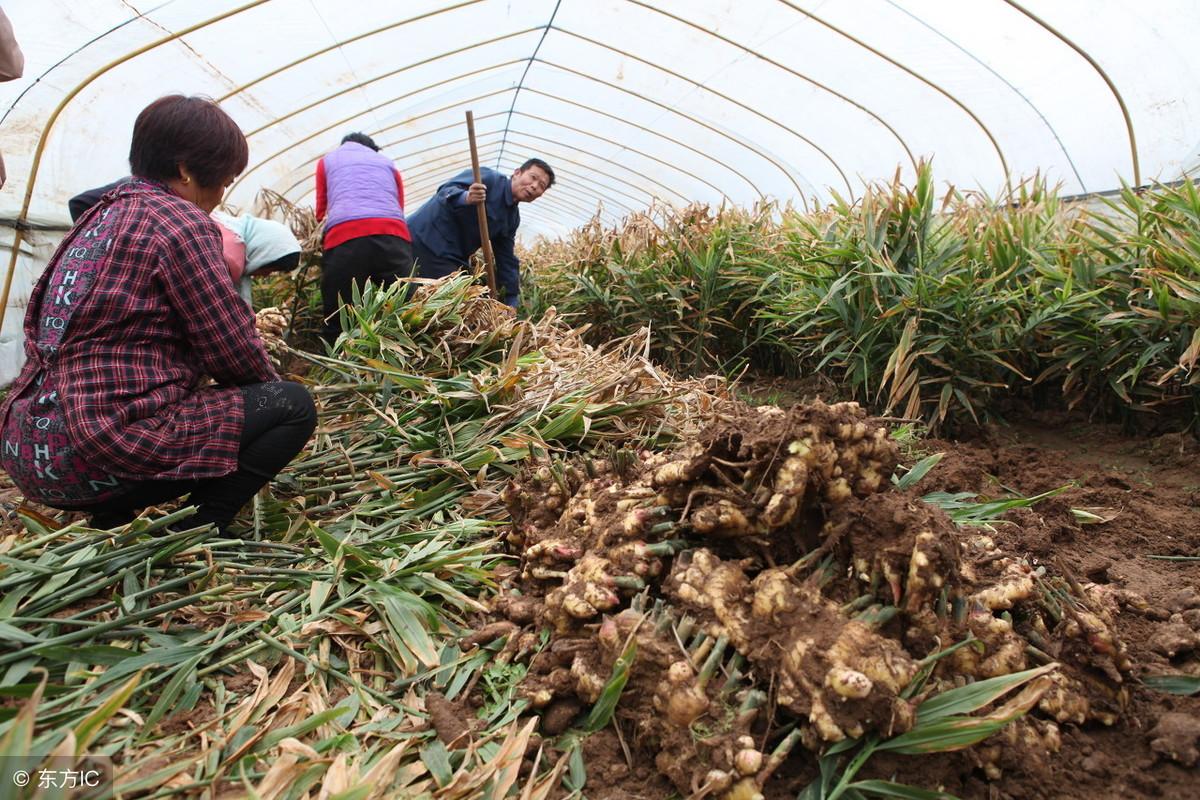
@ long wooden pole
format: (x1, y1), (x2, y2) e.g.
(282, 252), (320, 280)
(464, 111), (498, 298)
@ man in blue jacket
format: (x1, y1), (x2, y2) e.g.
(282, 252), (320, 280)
(407, 158), (554, 308)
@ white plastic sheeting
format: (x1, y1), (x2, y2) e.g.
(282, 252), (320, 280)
(1, 0), (1199, 378)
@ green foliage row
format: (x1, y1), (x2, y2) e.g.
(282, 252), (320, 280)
(522, 165), (1200, 430)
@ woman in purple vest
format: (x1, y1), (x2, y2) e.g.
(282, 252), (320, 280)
(315, 132), (414, 343)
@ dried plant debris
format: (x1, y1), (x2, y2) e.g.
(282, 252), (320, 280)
(489, 399), (1138, 796)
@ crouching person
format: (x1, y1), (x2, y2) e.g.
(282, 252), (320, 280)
(0, 95), (316, 534)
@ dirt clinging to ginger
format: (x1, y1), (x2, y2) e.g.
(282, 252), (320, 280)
(485, 400), (1136, 797)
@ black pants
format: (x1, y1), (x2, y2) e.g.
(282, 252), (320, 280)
(82, 382), (317, 534)
(321, 234), (415, 343)
(412, 238), (465, 281)
(413, 239), (515, 307)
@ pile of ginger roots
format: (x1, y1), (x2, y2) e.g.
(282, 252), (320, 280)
(478, 401), (1136, 798)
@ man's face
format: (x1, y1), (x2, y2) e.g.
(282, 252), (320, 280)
(511, 165), (551, 203)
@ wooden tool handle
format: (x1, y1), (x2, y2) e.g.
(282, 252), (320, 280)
(465, 110), (498, 298)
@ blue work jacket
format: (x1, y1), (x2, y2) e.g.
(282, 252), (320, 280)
(407, 167), (521, 305)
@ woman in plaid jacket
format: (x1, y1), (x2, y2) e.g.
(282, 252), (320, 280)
(0, 95), (316, 534)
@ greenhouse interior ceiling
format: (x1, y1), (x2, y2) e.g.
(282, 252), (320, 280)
(0, 0), (1198, 374)
(4, 0), (1200, 237)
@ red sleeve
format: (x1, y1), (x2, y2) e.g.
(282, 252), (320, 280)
(394, 168), (405, 213)
(315, 159), (327, 221)
(216, 223), (246, 283)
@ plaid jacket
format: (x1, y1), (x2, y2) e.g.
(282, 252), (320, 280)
(0, 179), (278, 504)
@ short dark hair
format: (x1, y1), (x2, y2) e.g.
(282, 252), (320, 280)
(519, 158), (555, 187)
(341, 132), (380, 151)
(129, 95), (248, 188)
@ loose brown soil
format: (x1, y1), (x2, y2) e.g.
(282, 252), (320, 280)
(894, 416), (1200, 800)
(425, 690), (475, 747)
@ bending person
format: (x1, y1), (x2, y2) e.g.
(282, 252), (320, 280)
(0, 95), (316, 535)
(315, 132), (414, 343)
(70, 181), (300, 308)
(211, 211), (302, 306)
(67, 179), (125, 223)
(407, 158), (554, 308)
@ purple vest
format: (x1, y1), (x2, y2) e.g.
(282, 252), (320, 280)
(322, 142), (405, 231)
